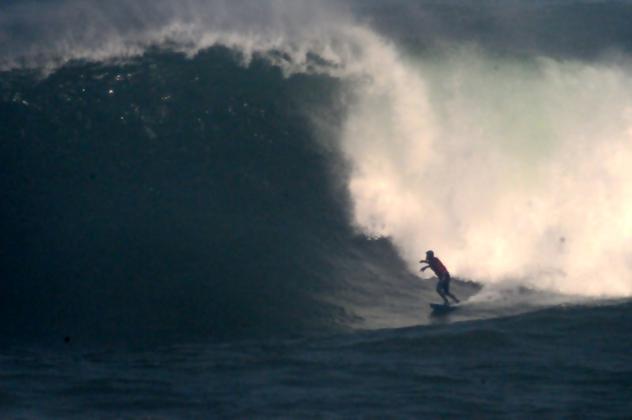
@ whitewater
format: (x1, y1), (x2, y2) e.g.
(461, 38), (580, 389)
(1, 0), (632, 417)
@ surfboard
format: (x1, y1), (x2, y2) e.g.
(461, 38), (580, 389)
(430, 303), (458, 314)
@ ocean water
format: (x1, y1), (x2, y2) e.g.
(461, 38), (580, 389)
(2, 1), (632, 418)
(2, 301), (632, 418)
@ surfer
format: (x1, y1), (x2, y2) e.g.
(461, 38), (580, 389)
(420, 250), (459, 306)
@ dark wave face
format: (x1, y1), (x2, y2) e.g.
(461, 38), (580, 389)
(0, 48), (377, 342)
(2, 41), (456, 344)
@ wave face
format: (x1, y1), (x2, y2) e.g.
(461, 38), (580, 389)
(3, 0), (632, 342)
(0, 47), (402, 341)
(1, 45), (436, 342)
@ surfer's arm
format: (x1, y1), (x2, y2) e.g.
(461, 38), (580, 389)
(419, 264), (429, 272)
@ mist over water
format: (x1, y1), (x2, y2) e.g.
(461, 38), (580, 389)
(343, 48), (632, 296)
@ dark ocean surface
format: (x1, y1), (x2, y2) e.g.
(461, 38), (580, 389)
(2, 1), (632, 418)
(2, 301), (631, 418)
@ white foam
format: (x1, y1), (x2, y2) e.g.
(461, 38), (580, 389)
(340, 46), (632, 297)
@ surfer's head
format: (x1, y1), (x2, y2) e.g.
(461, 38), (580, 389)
(426, 250), (434, 258)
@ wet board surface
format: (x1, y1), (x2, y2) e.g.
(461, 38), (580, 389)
(429, 303), (458, 314)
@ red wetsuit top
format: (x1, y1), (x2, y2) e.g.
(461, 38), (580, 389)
(428, 257), (449, 278)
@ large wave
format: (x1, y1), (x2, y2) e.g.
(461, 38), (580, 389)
(2, 0), (632, 342)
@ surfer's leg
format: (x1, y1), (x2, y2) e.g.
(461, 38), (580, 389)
(444, 277), (459, 303)
(436, 281), (449, 305)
